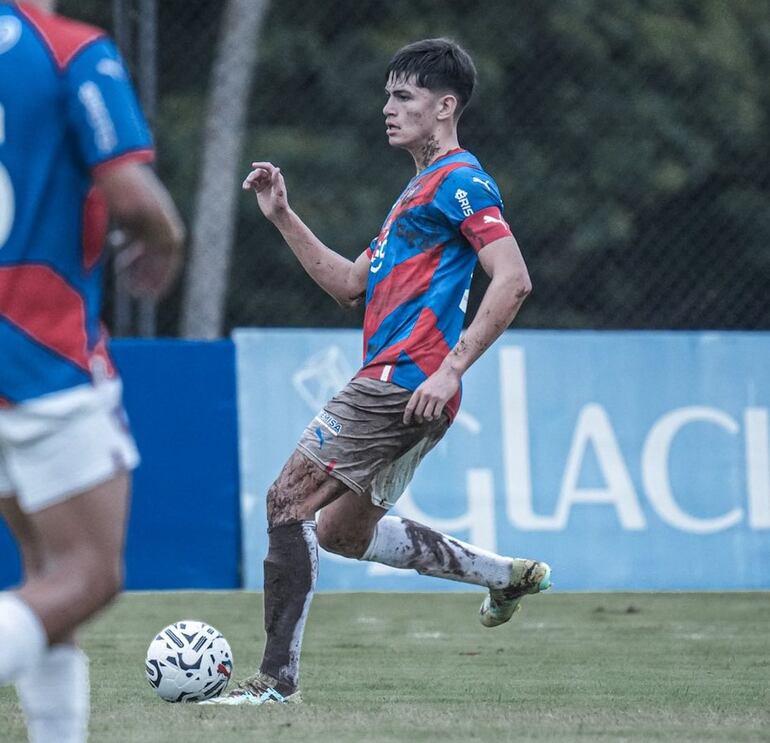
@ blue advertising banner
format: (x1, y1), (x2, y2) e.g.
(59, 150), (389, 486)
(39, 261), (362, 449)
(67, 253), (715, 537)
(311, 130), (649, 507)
(234, 329), (770, 592)
(0, 340), (241, 591)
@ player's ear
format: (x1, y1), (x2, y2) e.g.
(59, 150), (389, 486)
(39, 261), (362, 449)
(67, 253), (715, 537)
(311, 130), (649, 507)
(437, 93), (458, 122)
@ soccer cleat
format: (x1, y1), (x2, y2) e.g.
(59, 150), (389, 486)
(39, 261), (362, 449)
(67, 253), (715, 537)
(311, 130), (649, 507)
(479, 559), (551, 628)
(198, 671), (302, 706)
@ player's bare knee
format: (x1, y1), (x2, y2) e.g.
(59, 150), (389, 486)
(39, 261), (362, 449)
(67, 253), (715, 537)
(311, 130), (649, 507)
(98, 560), (124, 604)
(18, 543), (46, 579)
(318, 532), (366, 559)
(266, 452), (345, 527)
(266, 480), (302, 527)
(65, 547), (123, 608)
(85, 563), (122, 608)
(316, 518), (370, 559)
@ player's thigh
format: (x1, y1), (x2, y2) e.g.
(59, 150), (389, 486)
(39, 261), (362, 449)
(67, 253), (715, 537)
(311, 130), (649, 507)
(27, 471), (130, 568)
(267, 449), (351, 525)
(0, 494), (45, 575)
(297, 378), (447, 502)
(369, 421), (447, 509)
(316, 491), (387, 557)
(0, 493), (30, 541)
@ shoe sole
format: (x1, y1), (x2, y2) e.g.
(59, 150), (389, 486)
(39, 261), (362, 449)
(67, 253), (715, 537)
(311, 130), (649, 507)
(479, 561), (551, 628)
(198, 690), (302, 706)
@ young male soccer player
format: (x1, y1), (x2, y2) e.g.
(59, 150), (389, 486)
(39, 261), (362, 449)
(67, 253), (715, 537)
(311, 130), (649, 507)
(210, 38), (550, 706)
(0, 1), (184, 740)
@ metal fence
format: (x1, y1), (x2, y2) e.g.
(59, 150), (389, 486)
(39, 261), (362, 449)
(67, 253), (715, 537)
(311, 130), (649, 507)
(64, 0), (770, 336)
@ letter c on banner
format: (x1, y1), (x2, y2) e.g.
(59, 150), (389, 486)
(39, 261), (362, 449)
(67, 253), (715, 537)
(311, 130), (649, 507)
(642, 407), (742, 534)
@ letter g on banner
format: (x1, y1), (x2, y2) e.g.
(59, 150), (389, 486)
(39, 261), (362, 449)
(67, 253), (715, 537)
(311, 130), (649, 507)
(642, 406), (743, 534)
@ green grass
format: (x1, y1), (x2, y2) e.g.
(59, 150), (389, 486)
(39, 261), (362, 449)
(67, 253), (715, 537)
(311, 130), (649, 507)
(1, 592), (769, 742)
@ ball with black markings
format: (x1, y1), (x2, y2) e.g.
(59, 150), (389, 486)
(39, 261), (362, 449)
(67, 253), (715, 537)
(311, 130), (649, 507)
(145, 620), (233, 702)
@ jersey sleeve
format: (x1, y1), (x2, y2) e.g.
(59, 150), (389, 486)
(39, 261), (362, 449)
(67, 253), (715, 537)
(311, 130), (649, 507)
(436, 168), (513, 253)
(64, 37), (154, 173)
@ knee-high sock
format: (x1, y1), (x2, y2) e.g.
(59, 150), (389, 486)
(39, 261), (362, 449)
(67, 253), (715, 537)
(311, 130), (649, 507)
(360, 516), (513, 589)
(16, 644), (89, 743)
(260, 521), (318, 694)
(0, 593), (47, 686)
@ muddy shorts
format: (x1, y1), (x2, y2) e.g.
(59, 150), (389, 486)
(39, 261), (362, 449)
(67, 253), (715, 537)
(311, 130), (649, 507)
(297, 377), (449, 509)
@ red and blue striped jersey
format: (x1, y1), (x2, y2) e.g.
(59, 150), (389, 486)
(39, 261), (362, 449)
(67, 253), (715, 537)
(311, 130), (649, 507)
(0, 1), (154, 405)
(356, 148), (513, 421)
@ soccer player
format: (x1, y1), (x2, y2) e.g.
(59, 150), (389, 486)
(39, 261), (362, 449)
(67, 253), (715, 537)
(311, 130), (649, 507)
(0, 1), (184, 740)
(211, 38), (550, 706)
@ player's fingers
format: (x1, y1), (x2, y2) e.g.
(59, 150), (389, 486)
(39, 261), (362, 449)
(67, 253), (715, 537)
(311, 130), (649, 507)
(412, 395), (429, 425)
(428, 397), (444, 421)
(433, 399), (446, 421)
(113, 242), (144, 272)
(427, 398), (446, 422)
(242, 173), (259, 190)
(423, 398), (439, 421)
(242, 167), (269, 189)
(403, 393), (419, 425)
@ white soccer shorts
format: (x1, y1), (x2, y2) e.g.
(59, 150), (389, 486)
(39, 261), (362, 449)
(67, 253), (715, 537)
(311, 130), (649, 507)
(0, 379), (139, 513)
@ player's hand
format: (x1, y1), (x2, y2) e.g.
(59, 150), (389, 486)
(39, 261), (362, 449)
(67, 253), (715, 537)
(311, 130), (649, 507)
(242, 161), (289, 223)
(403, 366), (461, 425)
(116, 238), (182, 300)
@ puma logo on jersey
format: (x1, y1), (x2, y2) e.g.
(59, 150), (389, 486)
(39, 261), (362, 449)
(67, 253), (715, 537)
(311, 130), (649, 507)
(483, 215), (507, 227)
(0, 17), (22, 55)
(97, 58), (127, 81)
(472, 176), (493, 192)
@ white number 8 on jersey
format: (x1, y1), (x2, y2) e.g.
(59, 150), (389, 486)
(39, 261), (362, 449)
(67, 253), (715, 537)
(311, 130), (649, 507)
(0, 103), (14, 250)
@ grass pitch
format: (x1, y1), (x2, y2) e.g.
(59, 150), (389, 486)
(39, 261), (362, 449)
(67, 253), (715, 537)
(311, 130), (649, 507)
(1, 591), (768, 742)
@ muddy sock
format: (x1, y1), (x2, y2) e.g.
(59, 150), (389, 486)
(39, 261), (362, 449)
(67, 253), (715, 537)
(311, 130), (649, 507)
(260, 521), (318, 694)
(360, 516), (513, 589)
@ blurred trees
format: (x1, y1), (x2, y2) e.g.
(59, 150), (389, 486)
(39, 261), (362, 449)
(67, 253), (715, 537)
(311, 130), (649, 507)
(181, 0), (269, 339)
(61, 0), (770, 333)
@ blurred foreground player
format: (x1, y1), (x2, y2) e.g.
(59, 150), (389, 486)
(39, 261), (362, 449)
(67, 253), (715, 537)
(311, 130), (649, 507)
(206, 38), (550, 707)
(0, 1), (184, 740)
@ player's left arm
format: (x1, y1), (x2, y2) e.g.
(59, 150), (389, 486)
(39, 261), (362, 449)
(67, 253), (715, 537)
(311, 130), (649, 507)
(96, 162), (185, 299)
(404, 235), (531, 424)
(65, 37), (184, 297)
(448, 233), (532, 371)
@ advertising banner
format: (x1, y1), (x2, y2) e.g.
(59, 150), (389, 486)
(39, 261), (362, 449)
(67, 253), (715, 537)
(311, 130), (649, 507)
(234, 329), (770, 591)
(0, 340), (241, 591)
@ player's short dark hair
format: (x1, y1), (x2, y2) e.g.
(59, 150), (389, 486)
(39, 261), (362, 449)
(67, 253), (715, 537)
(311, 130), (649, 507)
(386, 38), (477, 115)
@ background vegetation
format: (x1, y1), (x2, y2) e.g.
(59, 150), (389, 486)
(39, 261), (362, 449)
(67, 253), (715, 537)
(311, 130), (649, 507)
(61, 0), (770, 334)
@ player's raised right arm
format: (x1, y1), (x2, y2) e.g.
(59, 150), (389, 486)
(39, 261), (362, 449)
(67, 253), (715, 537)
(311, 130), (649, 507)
(243, 162), (367, 308)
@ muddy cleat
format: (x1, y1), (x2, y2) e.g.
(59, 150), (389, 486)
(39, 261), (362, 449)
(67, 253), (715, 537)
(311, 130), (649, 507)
(479, 559), (551, 628)
(198, 671), (302, 706)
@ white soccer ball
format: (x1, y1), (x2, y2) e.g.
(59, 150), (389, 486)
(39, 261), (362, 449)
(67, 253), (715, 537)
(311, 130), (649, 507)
(145, 620), (234, 702)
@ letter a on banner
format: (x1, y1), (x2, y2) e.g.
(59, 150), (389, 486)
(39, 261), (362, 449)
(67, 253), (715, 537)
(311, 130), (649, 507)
(500, 347), (645, 530)
(557, 404), (646, 530)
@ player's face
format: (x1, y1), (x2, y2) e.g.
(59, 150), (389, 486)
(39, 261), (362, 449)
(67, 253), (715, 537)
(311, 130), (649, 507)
(383, 74), (445, 151)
